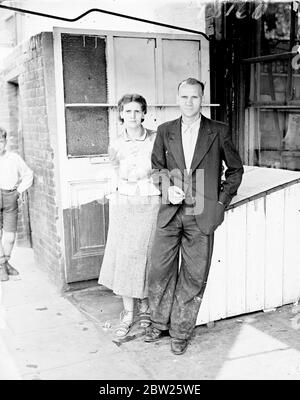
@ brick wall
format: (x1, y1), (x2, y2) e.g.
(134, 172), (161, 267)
(0, 33), (65, 289)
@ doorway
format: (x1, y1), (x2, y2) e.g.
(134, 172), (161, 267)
(7, 80), (32, 247)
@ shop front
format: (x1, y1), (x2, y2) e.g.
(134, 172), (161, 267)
(196, 1), (300, 325)
(208, 1), (300, 171)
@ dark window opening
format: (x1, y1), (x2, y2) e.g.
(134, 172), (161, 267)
(61, 34), (108, 157)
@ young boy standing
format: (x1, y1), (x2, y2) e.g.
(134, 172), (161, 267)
(0, 127), (33, 281)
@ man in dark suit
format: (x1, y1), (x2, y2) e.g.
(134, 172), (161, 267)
(144, 78), (244, 354)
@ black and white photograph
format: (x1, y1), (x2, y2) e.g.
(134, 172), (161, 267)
(0, 0), (300, 384)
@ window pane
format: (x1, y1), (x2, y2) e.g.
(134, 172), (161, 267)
(162, 39), (200, 103)
(62, 34), (107, 103)
(247, 109), (300, 171)
(249, 60), (288, 104)
(65, 107), (109, 157)
(283, 113), (300, 150)
(262, 2), (291, 55)
(260, 61), (288, 102)
(292, 69), (300, 100)
(114, 37), (156, 103)
(259, 110), (285, 151)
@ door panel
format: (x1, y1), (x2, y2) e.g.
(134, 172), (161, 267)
(64, 180), (109, 283)
(65, 107), (109, 157)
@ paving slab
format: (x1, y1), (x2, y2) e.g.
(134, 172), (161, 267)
(2, 320), (119, 375)
(0, 333), (22, 380)
(4, 299), (87, 335)
(22, 351), (151, 380)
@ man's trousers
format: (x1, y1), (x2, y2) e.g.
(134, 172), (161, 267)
(148, 205), (214, 340)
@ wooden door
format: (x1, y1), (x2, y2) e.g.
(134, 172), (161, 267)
(54, 28), (209, 283)
(54, 32), (111, 283)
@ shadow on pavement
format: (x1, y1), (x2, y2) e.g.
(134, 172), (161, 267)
(68, 286), (300, 380)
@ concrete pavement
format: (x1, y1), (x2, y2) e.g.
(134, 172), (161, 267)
(1, 246), (300, 380)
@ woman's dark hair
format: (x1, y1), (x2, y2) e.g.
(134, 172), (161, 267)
(118, 94), (147, 123)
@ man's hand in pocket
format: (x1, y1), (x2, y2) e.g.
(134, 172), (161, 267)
(215, 201), (225, 227)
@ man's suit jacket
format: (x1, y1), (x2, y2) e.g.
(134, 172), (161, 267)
(151, 115), (244, 235)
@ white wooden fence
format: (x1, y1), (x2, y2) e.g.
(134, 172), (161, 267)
(196, 166), (300, 325)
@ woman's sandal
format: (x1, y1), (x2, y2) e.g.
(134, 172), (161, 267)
(114, 310), (134, 337)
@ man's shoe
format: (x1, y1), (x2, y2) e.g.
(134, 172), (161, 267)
(0, 264), (9, 281)
(144, 326), (166, 342)
(171, 338), (188, 355)
(5, 262), (19, 276)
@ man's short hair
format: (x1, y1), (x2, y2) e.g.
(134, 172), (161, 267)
(0, 127), (7, 139)
(177, 78), (205, 94)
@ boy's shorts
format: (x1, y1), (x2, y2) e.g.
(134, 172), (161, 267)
(0, 189), (19, 233)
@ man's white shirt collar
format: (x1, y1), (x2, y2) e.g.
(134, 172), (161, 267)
(181, 116), (201, 171)
(181, 116), (201, 133)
